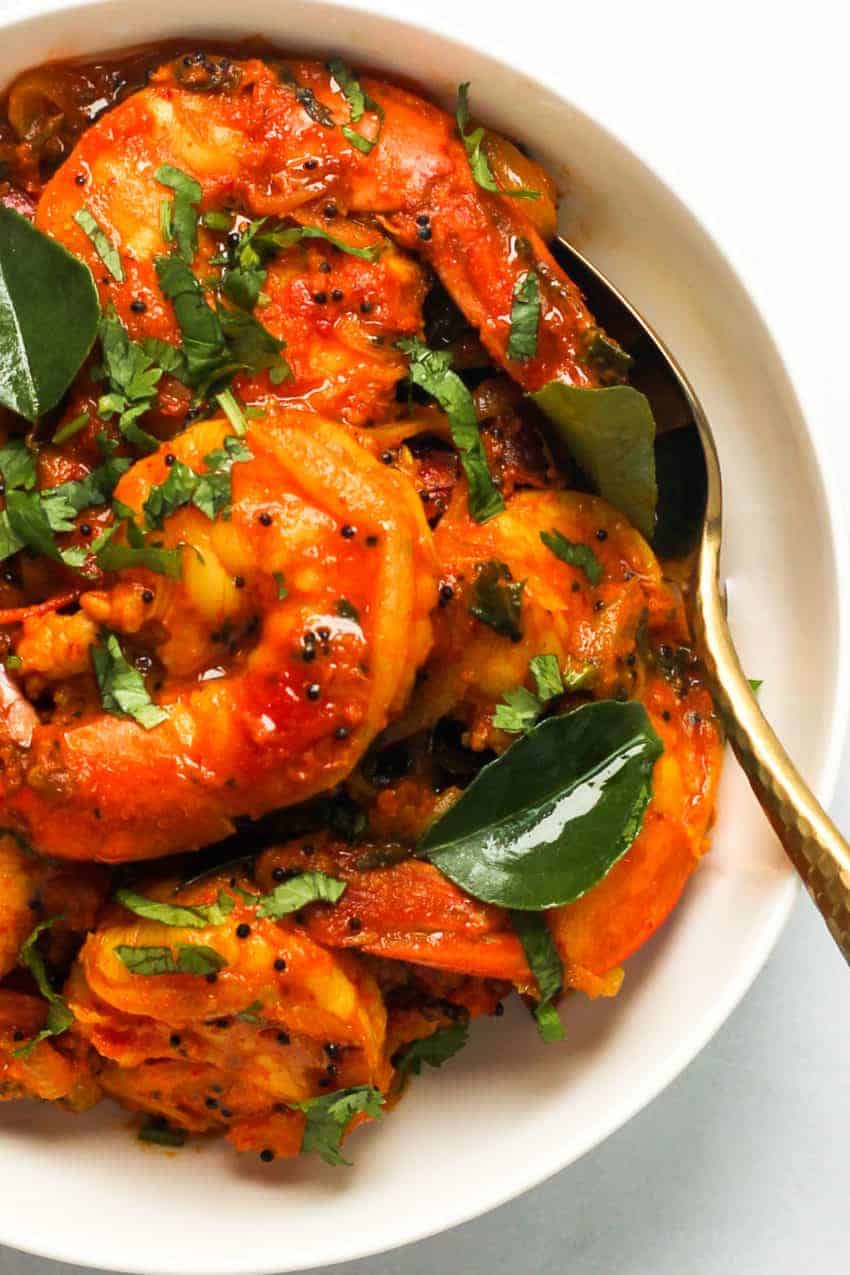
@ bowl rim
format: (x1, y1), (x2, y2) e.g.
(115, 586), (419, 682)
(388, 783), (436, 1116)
(0, 2), (848, 1270)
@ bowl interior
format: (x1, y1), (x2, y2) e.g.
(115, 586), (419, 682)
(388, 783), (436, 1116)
(0, 2), (845, 1272)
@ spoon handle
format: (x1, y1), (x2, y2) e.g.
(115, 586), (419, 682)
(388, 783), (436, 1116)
(695, 557), (850, 962)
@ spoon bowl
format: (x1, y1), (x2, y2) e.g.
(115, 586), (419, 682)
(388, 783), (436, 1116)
(554, 235), (850, 961)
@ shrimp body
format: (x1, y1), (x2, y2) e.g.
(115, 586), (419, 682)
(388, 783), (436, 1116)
(35, 54), (601, 433)
(390, 484), (678, 747)
(2, 408), (437, 862)
(66, 869), (391, 1156)
(257, 668), (721, 999)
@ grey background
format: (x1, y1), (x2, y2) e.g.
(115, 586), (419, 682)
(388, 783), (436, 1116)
(1, 2), (849, 1273)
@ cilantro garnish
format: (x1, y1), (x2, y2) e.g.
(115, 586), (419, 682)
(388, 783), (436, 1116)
(397, 336), (503, 523)
(507, 269), (540, 361)
(155, 255), (290, 394)
(142, 435), (252, 529)
(469, 560), (523, 639)
(540, 528), (603, 586)
(256, 871), (347, 920)
(73, 208), (124, 282)
(217, 217), (382, 313)
(155, 165), (202, 264)
(455, 84), (539, 200)
(138, 1119), (187, 1147)
(114, 943), (227, 976)
(327, 58), (384, 154)
(12, 917), (74, 1058)
(114, 887), (235, 928)
(0, 435), (130, 569)
(493, 652), (592, 734)
(394, 1023), (469, 1076)
(511, 910), (565, 1042)
(91, 628), (167, 730)
(297, 1086), (383, 1166)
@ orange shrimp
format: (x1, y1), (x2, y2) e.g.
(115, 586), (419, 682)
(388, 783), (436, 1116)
(66, 866), (391, 1157)
(256, 670), (721, 1001)
(388, 483), (681, 748)
(1, 407), (436, 862)
(34, 53), (602, 429)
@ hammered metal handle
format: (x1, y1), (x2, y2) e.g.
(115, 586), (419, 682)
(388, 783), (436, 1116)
(694, 541), (850, 961)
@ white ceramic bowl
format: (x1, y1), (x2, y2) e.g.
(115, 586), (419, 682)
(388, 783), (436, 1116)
(1, 3), (848, 1272)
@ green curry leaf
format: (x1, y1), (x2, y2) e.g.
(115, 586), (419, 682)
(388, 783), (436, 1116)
(418, 700), (663, 909)
(0, 207), (100, 422)
(530, 381), (657, 542)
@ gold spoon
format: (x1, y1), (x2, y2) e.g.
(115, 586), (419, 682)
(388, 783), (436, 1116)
(553, 235), (850, 961)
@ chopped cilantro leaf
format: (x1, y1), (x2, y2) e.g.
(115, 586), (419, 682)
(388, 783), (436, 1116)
(455, 84), (539, 200)
(492, 685), (542, 734)
(142, 436), (253, 529)
(273, 572), (288, 600)
(511, 910), (566, 1043)
(529, 653), (564, 701)
(91, 628), (167, 729)
(256, 871), (347, 920)
(328, 58), (384, 154)
(469, 560), (523, 639)
(507, 270), (540, 361)
(138, 1119), (187, 1147)
(540, 528), (603, 585)
(155, 165), (202, 263)
(395, 1023), (469, 1076)
(297, 1085), (383, 1166)
(114, 943), (227, 976)
(397, 337), (503, 523)
(73, 208), (124, 281)
(12, 917), (74, 1058)
(114, 888), (234, 928)
(0, 439), (36, 491)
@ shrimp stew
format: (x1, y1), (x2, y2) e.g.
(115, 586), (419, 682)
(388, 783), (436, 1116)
(0, 44), (722, 1166)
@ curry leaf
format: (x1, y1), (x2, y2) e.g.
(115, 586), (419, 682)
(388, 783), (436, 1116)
(419, 700), (663, 909)
(531, 381), (657, 541)
(0, 207), (100, 422)
(398, 337), (503, 523)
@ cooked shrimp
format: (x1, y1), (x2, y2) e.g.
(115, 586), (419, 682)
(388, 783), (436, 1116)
(256, 667), (721, 1000)
(34, 53), (603, 430)
(0, 990), (99, 1107)
(388, 483), (680, 747)
(0, 835), (108, 977)
(66, 867), (390, 1156)
(1, 407), (436, 862)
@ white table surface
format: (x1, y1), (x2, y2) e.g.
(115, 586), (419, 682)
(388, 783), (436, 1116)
(2, 1), (849, 1272)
